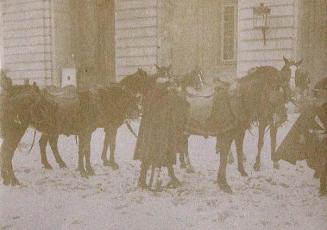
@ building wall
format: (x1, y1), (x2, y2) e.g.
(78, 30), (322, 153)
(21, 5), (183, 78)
(1, 0), (52, 85)
(158, 0), (237, 81)
(115, 0), (158, 81)
(237, 0), (297, 77)
(51, 0), (73, 86)
(296, 0), (327, 85)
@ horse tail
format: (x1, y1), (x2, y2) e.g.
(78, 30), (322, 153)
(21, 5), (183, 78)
(27, 129), (37, 154)
(125, 120), (138, 138)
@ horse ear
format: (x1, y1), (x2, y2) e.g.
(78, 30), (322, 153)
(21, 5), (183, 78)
(283, 56), (290, 66)
(0, 71), (13, 90)
(295, 59), (303, 67)
(32, 82), (40, 92)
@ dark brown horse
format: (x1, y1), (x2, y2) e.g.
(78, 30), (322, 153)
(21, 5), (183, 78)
(253, 57), (303, 171)
(37, 69), (149, 170)
(173, 57), (300, 193)
(0, 69), (151, 186)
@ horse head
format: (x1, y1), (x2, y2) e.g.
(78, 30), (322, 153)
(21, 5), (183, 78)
(1, 78), (43, 131)
(119, 68), (153, 97)
(155, 64), (172, 79)
(177, 68), (205, 91)
(0, 70), (12, 92)
(280, 56), (303, 91)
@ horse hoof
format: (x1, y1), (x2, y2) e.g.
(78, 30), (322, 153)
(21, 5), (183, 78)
(43, 164), (53, 170)
(165, 178), (182, 189)
(110, 162), (119, 170)
(86, 168), (95, 176)
(180, 163), (186, 169)
(79, 170), (88, 178)
(104, 161), (119, 170)
(273, 162), (280, 170)
(10, 177), (20, 186)
(239, 169), (248, 177)
(217, 180), (233, 194)
(137, 180), (148, 189)
(186, 167), (195, 173)
(3, 177), (10, 186)
(253, 163), (260, 171)
(59, 162), (67, 169)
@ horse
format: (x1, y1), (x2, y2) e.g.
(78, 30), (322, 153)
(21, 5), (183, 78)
(0, 69), (150, 186)
(36, 69), (149, 171)
(253, 57), (303, 171)
(173, 57), (300, 193)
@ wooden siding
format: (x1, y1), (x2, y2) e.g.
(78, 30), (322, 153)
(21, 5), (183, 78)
(115, 0), (158, 80)
(1, 0), (52, 86)
(237, 0), (297, 78)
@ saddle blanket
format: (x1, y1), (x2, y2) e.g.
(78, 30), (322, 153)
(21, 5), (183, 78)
(186, 86), (215, 123)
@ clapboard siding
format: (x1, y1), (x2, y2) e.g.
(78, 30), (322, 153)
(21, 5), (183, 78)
(115, 0), (158, 80)
(2, 0), (52, 86)
(237, 0), (297, 77)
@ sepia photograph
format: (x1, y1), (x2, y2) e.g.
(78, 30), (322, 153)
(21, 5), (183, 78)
(0, 0), (326, 229)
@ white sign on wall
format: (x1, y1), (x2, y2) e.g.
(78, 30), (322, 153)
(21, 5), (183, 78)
(61, 68), (77, 87)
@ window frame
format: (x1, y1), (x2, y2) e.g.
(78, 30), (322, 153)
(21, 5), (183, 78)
(221, 3), (237, 63)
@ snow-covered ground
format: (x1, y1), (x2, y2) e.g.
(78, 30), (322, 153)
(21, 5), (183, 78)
(0, 114), (326, 230)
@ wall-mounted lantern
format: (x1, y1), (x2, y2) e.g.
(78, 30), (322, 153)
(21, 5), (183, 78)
(253, 3), (271, 45)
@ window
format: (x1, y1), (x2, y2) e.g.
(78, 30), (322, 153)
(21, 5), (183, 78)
(222, 5), (236, 61)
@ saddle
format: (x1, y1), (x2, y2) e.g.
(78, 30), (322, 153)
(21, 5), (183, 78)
(42, 85), (80, 135)
(43, 85), (78, 101)
(186, 86), (215, 123)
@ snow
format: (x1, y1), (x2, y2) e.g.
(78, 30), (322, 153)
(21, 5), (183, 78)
(0, 114), (327, 230)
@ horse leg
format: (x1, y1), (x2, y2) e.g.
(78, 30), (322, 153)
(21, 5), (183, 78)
(101, 130), (109, 166)
(166, 165), (181, 188)
(217, 139), (234, 164)
(228, 151), (235, 165)
(107, 126), (119, 170)
(182, 135), (194, 173)
(1, 126), (27, 186)
(270, 124), (280, 169)
(138, 161), (149, 188)
(179, 135), (188, 169)
(39, 134), (52, 169)
(235, 130), (248, 177)
(216, 134), (233, 193)
(254, 122), (266, 171)
(48, 135), (67, 168)
(320, 164), (327, 196)
(84, 132), (94, 176)
(179, 153), (186, 169)
(77, 134), (87, 178)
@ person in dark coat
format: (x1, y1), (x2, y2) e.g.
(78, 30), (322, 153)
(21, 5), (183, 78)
(274, 102), (327, 195)
(134, 77), (189, 189)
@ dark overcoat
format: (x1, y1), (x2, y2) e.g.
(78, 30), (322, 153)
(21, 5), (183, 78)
(133, 83), (189, 167)
(274, 105), (327, 173)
